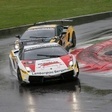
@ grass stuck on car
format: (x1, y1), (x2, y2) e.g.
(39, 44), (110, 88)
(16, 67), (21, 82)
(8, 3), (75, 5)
(9, 43), (79, 85)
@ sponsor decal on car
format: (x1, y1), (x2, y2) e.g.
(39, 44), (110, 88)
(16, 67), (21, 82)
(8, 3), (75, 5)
(36, 58), (66, 70)
(38, 61), (61, 67)
(34, 68), (68, 75)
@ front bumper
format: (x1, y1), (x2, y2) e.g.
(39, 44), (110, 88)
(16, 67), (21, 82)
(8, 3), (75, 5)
(28, 70), (75, 83)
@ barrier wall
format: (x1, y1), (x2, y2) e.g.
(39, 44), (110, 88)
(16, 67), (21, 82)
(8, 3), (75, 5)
(0, 11), (112, 36)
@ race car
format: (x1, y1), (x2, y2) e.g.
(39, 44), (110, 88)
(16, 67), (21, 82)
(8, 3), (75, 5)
(9, 43), (79, 85)
(14, 20), (76, 51)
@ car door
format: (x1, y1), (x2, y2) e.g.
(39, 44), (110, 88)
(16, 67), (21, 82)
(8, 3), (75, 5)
(62, 26), (76, 51)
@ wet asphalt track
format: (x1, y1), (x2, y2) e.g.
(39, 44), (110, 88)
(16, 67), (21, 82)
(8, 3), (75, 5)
(0, 17), (112, 112)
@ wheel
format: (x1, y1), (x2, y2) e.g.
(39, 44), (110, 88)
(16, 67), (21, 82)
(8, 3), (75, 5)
(76, 61), (79, 78)
(17, 67), (24, 85)
(71, 31), (76, 47)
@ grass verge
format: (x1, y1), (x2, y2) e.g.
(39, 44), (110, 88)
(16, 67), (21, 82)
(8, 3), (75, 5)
(0, 0), (112, 29)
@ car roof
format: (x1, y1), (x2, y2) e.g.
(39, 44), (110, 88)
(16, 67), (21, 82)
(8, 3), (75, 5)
(28, 24), (58, 31)
(24, 43), (60, 51)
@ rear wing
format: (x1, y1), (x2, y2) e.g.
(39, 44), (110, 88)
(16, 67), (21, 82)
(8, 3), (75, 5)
(34, 19), (73, 26)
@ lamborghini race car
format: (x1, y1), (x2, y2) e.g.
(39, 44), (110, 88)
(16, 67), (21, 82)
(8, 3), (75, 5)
(14, 20), (76, 51)
(9, 43), (79, 84)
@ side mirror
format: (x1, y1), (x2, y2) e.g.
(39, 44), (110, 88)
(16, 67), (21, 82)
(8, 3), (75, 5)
(15, 35), (21, 39)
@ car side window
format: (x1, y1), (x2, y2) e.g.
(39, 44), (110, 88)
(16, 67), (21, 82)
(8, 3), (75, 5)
(57, 26), (63, 36)
(19, 48), (24, 60)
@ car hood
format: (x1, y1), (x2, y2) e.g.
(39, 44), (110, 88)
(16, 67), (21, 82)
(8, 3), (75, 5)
(22, 55), (73, 76)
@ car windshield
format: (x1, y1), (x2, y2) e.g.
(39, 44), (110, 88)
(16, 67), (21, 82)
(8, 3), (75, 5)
(21, 28), (55, 40)
(23, 46), (68, 60)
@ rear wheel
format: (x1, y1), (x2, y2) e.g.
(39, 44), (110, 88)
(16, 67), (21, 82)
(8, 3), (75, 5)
(71, 31), (76, 47)
(76, 61), (79, 78)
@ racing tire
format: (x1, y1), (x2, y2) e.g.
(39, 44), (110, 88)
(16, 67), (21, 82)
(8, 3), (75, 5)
(75, 61), (79, 78)
(71, 31), (76, 47)
(17, 67), (24, 85)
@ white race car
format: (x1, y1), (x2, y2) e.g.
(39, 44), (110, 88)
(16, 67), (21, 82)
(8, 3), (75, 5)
(9, 43), (79, 85)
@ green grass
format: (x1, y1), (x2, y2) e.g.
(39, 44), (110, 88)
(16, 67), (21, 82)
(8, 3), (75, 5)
(0, 0), (112, 29)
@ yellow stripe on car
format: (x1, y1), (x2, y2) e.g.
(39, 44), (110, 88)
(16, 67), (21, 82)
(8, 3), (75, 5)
(10, 51), (17, 60)
(68, 66), (74, 70)
(74, 63), (79, 73)
(20, 69), (29, 80)
(10, 51), (14, 57)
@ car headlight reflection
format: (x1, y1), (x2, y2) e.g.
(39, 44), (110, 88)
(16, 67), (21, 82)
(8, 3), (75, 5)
(14, 40), (19, 49)
(69, 60), (77, 70)
(69, 61), (73, 66)
(26, 67), (33, 74)
(69, 61), (74, 67)
(14, 44), (19, 49)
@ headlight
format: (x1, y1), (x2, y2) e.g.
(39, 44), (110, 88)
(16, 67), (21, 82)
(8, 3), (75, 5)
(14, 44), (19, 49)
(14, 40), (19, 49)
(25, 67), (33, 74)
(69, 61), (74, 66)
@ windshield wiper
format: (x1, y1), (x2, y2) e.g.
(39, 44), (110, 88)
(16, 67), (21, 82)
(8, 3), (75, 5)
(37, 54), (60, 57)
(30, 36), (48, 38)
(29, 36), (51, 42)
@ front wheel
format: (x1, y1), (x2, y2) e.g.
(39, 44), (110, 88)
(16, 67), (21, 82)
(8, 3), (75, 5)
(75, 61), (79, 78)
(17, 67), (24, 85)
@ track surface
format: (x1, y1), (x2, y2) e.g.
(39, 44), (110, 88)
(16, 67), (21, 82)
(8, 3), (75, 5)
(71, 38), (112, 72)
